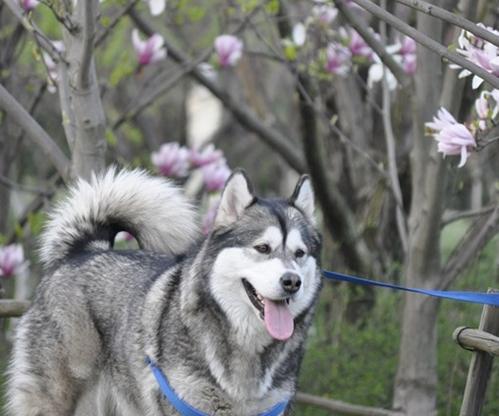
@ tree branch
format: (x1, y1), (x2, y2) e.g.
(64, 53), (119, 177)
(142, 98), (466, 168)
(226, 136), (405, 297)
(62, 0), (107, 179)
(128, 8), (306, 173)
(441, 206), (499, 290)
(94, 0), (141, 47)
(113, 66), (193, 130)
(6, 174), (60, 245)
(442, 205), (497, 227)
(79, 0), (96, 89)
(0, 83), (70, 181)
(350, 0), (499, 89)
(380, 0), (409, 254)
(393, 0), (499, 48)
(336, 0), (411, 88)
(3, 0), (65, 62)
(295, 392), (402, 416)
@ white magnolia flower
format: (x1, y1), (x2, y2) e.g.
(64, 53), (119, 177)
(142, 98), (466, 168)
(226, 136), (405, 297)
(292, 23), (307, 47)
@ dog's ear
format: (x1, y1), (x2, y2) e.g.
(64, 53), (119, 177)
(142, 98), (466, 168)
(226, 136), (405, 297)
(214, 170), (254, 229)
(289, 175), (315, 224)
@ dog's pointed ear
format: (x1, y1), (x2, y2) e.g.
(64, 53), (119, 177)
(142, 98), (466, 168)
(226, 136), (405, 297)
(214, 170), (254, 229)
(290, 175), (315, 224)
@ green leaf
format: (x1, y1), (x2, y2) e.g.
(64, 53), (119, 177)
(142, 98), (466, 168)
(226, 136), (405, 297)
(264, 0), (279, 14)
(28, 212), (46, 236)
(105, 129), (117, 147)
(123, 122), (143, 146)
(283, 40), (297, 61)
(109, 59), (135, 87)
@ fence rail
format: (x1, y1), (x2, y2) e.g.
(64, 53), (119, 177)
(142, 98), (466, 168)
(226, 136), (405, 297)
(0, 299), (29, 317)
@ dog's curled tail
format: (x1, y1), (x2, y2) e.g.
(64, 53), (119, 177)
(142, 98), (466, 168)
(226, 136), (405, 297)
(39, 167), (199, 270)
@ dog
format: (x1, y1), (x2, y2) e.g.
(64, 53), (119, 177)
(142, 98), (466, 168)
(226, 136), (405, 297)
(6, 167), (322, 415)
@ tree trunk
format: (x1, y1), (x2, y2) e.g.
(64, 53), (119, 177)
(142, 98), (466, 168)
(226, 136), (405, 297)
(61, 0), (106, 180)
(393, 6), (445, 415)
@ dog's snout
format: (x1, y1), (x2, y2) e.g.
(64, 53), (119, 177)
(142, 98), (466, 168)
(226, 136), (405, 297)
(280, 272), (301, 294)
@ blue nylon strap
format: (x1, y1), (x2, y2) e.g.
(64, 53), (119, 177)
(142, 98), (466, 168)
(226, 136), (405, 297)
(145, 357), (288, 416)
(322, 270), (499, 306)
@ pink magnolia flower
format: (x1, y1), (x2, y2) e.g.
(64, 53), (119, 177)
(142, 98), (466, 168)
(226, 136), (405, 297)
(202, 199), (220, 235)
(452, 25), (499, 89)
(435, 123), (476, 167)
(425, 107), (457, 132)
(325, 43), (351, 75)
(151, 142), (190, 178)
(399, 36), (416, 55)
(475, 91), (489, 122)
(132, 29), (167, 66)
(20, 0), (39, 12)
(0, 244), (26, 279)
(202, 162), (231, 192)
(42, 41), (65, 93)
(398, 37), (417, 74)
(491, 89), (499, 118)
(426, 107), (476, 167)
(402, 53), (417, 75)
(214, 35), (243, 68)
(340, 28), (373, 60)
(312, 5), (338, 25)
(190, 144), (223, 168)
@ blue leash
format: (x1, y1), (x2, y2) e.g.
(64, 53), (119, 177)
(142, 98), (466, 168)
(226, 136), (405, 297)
(322, 270), (499, 306)
(145, 357), (288, 416)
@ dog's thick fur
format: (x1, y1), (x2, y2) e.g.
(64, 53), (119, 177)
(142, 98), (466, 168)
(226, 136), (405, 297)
(6, 168), (322, 416)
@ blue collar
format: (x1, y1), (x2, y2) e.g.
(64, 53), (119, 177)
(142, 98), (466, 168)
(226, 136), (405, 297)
(145, 357), (288, 416)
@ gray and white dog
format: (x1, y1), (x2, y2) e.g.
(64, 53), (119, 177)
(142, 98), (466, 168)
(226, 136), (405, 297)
(6, 167), (322, 416)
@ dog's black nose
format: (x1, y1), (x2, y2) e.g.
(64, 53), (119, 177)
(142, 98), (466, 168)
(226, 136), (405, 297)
(280, 273), (302, 294)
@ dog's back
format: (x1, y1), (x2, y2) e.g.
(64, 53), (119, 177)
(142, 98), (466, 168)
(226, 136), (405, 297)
(6, 168), (198, 416)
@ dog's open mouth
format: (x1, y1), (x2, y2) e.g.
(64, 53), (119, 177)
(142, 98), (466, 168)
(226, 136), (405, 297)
(242, 279), (294, 341)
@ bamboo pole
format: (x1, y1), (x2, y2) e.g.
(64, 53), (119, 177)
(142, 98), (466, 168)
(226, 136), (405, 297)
(457, 289), (499, 416)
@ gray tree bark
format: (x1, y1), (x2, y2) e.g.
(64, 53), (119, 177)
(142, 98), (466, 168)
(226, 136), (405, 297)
(61, 0), (106, 180)
(393, 1), (480, 414)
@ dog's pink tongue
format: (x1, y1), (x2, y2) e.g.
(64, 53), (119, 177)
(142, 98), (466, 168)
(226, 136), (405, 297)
(264, 299), (294, 341)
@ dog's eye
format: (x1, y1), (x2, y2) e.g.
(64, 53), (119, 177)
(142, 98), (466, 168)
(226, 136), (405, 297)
(254, 244), (271, 254)
(295, 249), (306, 258)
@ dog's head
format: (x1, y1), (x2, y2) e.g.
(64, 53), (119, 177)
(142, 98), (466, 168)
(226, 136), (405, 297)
(206, 171), (322, 343)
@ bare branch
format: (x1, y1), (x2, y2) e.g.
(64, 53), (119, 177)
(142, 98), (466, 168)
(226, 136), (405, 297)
(128, 8), (306, 173)
(79, 0), (96, 89)
(442, 205), (497, 227)
(380, 0), (409, 254)
(94, 0), (141, 47)
(336, 0), (411, 88)
(441, 206), (499, 290)
(0, 83), (71, 182)
(6, 175), (60, 245)
(296, 392), (402, 416)
(113, 66), (192, 130)
(394, 0), (499, 48)
(350, 0), (499, 89)
(3, 0), (64, 62)
(0, 175), (53, 196)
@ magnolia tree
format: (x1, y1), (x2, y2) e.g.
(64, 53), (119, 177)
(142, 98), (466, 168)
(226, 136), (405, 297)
(0, 0), (498, 415)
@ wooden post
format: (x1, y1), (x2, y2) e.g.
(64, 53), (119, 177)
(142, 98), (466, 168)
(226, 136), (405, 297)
(456, 289), (499, 416)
